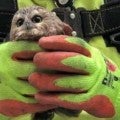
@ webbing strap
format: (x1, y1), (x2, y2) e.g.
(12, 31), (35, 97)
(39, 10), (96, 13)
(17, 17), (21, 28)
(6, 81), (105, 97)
(0, 0), (18, 41)
(53, 2), (120, 38)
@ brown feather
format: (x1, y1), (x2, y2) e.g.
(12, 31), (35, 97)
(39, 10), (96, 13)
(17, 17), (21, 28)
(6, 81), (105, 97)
(10, 6), (72, 41)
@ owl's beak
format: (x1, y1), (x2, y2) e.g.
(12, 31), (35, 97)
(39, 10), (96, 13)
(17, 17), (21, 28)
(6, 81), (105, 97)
(25, 22), (33, 30)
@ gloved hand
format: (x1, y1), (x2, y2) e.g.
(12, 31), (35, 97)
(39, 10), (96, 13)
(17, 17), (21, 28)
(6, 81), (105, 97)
(0, 41), (56, 120)
(29, 35), (120, 120)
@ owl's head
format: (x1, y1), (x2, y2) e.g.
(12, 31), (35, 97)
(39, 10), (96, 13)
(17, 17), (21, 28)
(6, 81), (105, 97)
(10, 6), (72, 41)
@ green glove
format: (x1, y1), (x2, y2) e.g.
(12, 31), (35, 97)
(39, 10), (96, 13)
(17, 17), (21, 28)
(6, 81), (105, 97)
(29, 35), (120, 120)
(0, 41), (56, 120)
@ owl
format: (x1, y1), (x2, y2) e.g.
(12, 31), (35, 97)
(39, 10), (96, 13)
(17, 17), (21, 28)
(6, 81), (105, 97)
(10, 6), (78, 120)
(10, 6), (72, 41)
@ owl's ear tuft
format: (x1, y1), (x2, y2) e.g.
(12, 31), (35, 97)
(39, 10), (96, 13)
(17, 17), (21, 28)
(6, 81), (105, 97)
(63, 23), (73, 36)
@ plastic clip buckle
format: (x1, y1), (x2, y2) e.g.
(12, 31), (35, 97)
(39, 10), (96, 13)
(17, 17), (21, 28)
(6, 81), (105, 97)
(110, 32), (120, 45)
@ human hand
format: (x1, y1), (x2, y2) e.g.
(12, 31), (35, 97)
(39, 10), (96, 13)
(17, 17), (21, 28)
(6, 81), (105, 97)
(0, 41), (56, 119)
(29, 35), (120, 119)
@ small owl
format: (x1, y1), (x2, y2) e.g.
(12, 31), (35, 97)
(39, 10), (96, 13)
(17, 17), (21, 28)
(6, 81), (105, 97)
(10, 6), (77, 120)
(10, 6), (72, 41)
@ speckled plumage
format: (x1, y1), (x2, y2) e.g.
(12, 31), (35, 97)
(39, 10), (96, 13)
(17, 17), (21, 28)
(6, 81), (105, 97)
(10, 6), (75, 120)
(10, 6), (70, 41)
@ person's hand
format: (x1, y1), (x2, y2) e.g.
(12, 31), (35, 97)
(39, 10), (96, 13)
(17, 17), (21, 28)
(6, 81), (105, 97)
(0, 41), (56, 120)
(29, 35), (120, 120)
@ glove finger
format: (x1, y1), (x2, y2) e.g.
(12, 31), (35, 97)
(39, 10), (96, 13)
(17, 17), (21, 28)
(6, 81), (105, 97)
(1, 41), (42, 78)
(28, 72), (95, 92)
(2, 41), (41, 55)
(12, 51), (37, 62)
(0, 83), (36, 102)
(7, 77), (38, 95)
(34, 52), (97, 74)
(39, 35), (91, 57)
(35, 93), (115, 118)
(11, 51), (37, 77)
(0, 99), (56, 117)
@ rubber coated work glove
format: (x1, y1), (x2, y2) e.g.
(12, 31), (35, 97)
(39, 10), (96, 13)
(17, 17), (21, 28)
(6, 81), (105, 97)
(0, 41), (56, 120)
(29, 35), (120, 120)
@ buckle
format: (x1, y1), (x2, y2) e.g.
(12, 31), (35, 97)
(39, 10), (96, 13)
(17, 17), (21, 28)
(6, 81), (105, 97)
(54, 0), (74, 8)
(110, 32), (120, 45)
(109, 32), (120, 52)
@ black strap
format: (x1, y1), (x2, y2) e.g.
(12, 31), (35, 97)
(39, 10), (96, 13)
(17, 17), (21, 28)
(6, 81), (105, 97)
(0, 0), (18, 42)
(82, 2), (120, 38)
(53, 8), (84, 38)
(104, 0), (120, 4)
(53, 2), (120, 39)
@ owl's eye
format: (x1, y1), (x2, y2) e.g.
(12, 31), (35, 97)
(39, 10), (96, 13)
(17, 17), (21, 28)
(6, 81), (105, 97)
(32, 15), (42, 23)
(16, 18), (24, 27)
